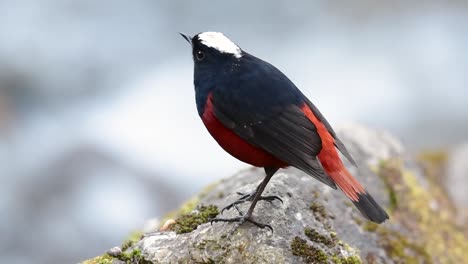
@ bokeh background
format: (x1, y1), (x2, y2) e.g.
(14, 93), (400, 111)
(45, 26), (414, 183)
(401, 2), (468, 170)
(1, 1), (467, 263)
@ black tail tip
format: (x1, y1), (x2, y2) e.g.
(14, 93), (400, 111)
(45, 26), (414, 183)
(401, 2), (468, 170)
(352, 192), (389, 224)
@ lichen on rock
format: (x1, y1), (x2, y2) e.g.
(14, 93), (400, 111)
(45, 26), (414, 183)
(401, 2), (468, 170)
(169, 205), (219, 234)
(370, 159), (468, 263)
(82, 124), (468, 264)
(291, 236), (329, 263)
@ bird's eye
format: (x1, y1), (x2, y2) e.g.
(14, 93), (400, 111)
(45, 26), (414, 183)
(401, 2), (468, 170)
(195, 50), (205, 61)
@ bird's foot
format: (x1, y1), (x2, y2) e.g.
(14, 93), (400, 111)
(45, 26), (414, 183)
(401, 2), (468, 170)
(220, 191), (283, 214)
(210, 214), (273, 232)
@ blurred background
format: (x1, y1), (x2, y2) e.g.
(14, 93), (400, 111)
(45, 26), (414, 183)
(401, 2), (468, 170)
(1, 1), (467, 263)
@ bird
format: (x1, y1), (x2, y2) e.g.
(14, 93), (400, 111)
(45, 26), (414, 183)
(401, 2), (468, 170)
(180, 31), (389, 230)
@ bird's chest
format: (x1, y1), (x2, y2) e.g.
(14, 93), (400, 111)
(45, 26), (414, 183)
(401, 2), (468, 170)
(200, 93), (285, 168)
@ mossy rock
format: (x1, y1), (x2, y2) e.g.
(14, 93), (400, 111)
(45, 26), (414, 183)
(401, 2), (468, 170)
(367, 159), (468, 263)
(169, 205), (219, 234)
(81, 125), (468, 264)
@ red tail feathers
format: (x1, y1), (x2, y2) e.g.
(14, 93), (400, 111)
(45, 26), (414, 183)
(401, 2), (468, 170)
(301, 104), (365, 200)
(323, 164), (365, 202)
(302, 104), (389, 223)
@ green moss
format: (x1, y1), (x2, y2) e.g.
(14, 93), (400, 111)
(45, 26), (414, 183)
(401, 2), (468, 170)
(160, 182), (220, 224)
(84, 184), (221, 263)
(417, 150), (448, 169)
(417, 150), (455, 213)
(121, 230), (144, 251)
(82, 229), (146, 263)
(375, 226), (431, 264)
(291, 236), (329, 263)
(361, 222), (378, 232)
(310, 201), (328, 219)
(375, 160), (399, 212)
(170, 205), (219, 234)
(83, 249), (151, 264)
(310, 201), (334, 231)
(304, 228), (336, 247)
(331, 255), (362, 264)
(82, 254), (114, 264)
(352, 216), (363, 226)
(387, 188), (398, 211)
(118, 248), (152, 264)
(374, 159), (468, 263)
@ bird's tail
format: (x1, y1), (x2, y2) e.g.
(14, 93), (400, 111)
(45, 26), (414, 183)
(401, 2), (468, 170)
(300, 103), (388, 223)
(321, 159), (389, 223)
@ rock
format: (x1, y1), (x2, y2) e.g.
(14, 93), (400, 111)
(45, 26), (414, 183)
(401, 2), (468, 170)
(106, 247), (123, 258)
(446, 142), (468, 226)
(335, 123), (405, 164)
(83, 124), (468, 264)
(0, 92), (11, 133)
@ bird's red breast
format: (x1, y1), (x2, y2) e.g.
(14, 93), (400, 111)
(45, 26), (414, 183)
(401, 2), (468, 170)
(201, 93), (287, 168)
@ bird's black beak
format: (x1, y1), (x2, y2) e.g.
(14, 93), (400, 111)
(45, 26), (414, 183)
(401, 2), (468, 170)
(179, 32), (192, 46)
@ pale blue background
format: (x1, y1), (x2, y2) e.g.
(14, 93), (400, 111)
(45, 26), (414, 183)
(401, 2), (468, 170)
(0, 1), (467, 263)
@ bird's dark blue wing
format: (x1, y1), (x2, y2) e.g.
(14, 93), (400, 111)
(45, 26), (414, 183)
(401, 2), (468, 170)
(211, 53), (337, 188)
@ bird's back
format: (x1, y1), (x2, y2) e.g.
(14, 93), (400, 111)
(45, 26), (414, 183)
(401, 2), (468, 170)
(210, 53), (306, 121)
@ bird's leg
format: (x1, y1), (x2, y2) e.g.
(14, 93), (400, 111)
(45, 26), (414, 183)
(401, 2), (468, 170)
(221, 169), (283, 214)
(211, 167), (279, 231)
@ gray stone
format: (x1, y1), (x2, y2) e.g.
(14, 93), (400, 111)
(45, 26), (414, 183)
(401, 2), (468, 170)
(446, 142), (468, 225)
(84, 124), (468, 264)
(106, 247), (122, 257)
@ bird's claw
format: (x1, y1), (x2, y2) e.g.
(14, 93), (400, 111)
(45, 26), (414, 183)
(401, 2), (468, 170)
(233, 204), (244, 216)
(260, 195), (283, 204)
(221, 191), (283, 214)
(221, 200), (247, 214)
(210, 216), (273, 232)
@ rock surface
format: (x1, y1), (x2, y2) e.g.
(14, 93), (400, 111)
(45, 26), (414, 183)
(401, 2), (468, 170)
(84, 124), (468, 264)
(446, 142), (468, 226)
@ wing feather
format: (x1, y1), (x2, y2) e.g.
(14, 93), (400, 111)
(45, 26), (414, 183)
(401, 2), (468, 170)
(213, 101), (337, 188)
(303, 98), (357, 166)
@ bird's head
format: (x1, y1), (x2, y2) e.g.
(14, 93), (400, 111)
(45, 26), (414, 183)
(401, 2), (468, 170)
(180, 32), (243, 73)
